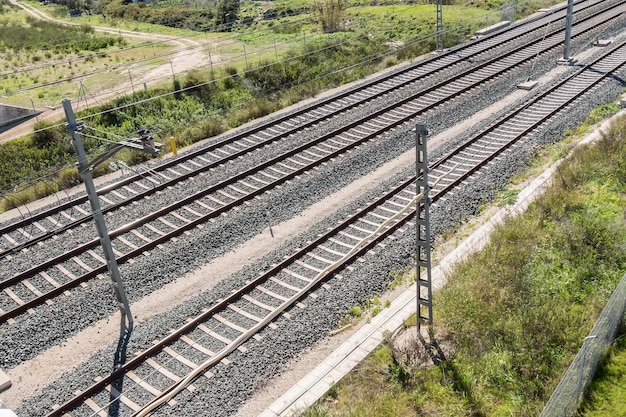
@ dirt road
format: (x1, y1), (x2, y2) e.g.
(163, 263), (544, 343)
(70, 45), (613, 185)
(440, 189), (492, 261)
(1, 0), (216, 142)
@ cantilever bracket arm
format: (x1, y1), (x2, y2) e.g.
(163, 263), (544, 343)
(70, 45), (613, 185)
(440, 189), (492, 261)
(79, 143), (127, 174)
(70, 134), (163, 174)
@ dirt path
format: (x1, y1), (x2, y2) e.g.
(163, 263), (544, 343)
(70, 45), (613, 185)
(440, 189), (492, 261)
(1, 0), (215, 142)
(9, 0), (204, 47)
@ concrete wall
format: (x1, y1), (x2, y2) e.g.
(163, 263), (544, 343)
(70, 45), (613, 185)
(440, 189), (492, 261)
(0, 103), (41, 129)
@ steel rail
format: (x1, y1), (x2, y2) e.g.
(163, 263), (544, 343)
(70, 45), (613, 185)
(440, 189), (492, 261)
(46, 174), (419, 416)
(133, 39), (626, 415)
(429, 46), (626, 177)
(0, 0), (613, 243)
(44, 39), (626, 417)
(1, 4), (623, 322)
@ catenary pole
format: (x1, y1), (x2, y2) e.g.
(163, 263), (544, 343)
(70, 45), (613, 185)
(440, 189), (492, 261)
(63, 99), (133, 417)
(415, 124), (432, 330)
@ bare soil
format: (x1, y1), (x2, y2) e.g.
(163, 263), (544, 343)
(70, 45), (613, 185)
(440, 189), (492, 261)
(1, 0), (213, 143)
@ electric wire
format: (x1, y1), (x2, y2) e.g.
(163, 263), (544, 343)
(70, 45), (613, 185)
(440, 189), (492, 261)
(526, 3), (556, 81)
(570, 10), (625, 57)
(1, 0), (614, 201)
(134, 167), (452, 416)
(1, 13), (313, 79)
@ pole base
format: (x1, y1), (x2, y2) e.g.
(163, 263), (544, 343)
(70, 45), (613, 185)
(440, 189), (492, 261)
(594, 39), (612, 47)
(0, 369), (10, 394)
(558, 57), (577, 66)
(517, 80), (538, 90)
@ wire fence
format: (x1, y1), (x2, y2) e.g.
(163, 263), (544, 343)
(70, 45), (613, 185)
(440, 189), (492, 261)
(539, 272), (626, 417)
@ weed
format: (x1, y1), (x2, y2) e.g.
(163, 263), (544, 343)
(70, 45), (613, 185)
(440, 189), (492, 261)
(297, 404), (331, 417)
(327, 381), (338, 399)
(497, 188), (520, 207)
(303, 113), (626, 417)
(403, 312), (417, 328)
(579, 330), (626, 416)
(388, 355), (412, 388)
(347, 305), (362, 318)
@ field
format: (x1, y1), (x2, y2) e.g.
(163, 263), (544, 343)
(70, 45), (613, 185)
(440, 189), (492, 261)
(1, 0), (513, 110)
(5, 0), (623, 415)
(580, 334), (626, 416)
(0, 0), (181, 108)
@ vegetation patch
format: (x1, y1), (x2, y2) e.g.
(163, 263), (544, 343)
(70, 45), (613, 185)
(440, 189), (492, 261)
(0, 7), (134, 100)
(0, 18), (121, 53)
(0, 33), (393, 210)
(102, 0), (220, 32)
(302, 114), (626, 416)
(0, 0), (568, 209)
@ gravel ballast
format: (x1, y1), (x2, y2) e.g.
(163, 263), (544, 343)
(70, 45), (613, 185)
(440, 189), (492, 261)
(7, 20), (626, 417)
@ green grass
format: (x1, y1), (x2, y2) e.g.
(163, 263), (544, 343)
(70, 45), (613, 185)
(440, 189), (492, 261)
(21, 0), (200, 36)
(304, 113), (626, 416)
(0, 32), (394, 207)
(497, 188), (520, 206)
(347, 4), (499, 40)
(336, 294), (392, 329)
(0, 0), (565, 208)
(2, 0), (553, 110)
(0, 2), (173, 108)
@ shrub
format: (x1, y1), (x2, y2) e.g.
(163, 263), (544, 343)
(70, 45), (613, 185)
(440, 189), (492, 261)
(435, 120), (626, 414)
(224, 65), (238, 77)
(57, 168), (81, 188)
(183, 70), (215, 100)
(348, 305), (362, 317)
(31, 121), (68, 150)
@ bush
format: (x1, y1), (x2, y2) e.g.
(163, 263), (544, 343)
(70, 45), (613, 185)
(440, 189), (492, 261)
(224, 65), (238, 77)
(103, 1), (217, 31)
(228, 98), (277, 125)
(0, 19), (120, 53)
(57, 168), (81, 188)
(31, 121), (68, 149)
(183, 70), (215, 100)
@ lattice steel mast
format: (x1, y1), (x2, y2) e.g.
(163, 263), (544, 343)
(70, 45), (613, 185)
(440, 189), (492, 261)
(415, 124), (432, 329)
(436, 0), (444, 52)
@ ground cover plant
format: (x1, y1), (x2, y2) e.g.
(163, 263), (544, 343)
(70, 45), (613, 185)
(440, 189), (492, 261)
(0, 33), (390, 209)
(0, 0), (149, 104)
(301, 114), (626, 416)
(2, 0), (543, 107)
(102, 0), (221, 32)
(0, 0), (555, 210)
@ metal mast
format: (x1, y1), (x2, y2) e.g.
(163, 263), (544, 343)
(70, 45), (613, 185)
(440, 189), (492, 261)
(415, 124), (433, 329)
(63, 99), (161, 416)
(63, 99), (134, 348)
(436, 0), (443, 52)
(560, 0), (575, 64)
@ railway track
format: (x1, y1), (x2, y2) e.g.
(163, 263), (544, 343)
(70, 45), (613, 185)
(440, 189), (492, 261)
(0, 0), (614, 252)
(0, 0), (624, 323)
(1, 0), (618, 246)
(44, 38), (626, 417)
